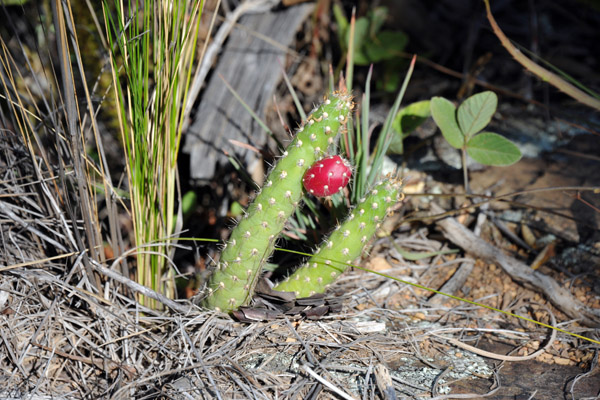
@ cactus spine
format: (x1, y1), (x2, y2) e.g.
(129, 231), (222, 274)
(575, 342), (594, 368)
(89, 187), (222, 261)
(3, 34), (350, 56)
(273, 178), (403, 297)
(202, 90), (353, 312)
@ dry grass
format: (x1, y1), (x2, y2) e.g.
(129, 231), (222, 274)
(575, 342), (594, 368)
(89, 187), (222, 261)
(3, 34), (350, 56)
(1, 149), (596, 398)
(1, 213), (580, 398)
(0, 260), (499, 399)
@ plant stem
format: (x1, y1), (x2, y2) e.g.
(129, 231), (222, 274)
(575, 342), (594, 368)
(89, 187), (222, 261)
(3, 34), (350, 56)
(483, 0), (600, 111)
(462, 146), (470, 194)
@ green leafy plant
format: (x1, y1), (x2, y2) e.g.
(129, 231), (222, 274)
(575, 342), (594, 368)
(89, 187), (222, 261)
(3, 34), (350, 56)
(430, 91), (522, 192)
(103, 0), (202, 308)
(387, 99), (431, 155)
(200, 82), (407, 312)
(201, 55), (418, 313)
(333, 5), (408, 91)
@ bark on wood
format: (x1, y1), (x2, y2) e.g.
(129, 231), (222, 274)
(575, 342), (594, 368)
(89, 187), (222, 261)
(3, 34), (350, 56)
(183, 4), (313, 181)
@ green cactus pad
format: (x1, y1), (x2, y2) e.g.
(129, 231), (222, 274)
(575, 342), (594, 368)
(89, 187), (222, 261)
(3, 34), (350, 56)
(274, 177), (403, 297)
(203, 90), (353, 312)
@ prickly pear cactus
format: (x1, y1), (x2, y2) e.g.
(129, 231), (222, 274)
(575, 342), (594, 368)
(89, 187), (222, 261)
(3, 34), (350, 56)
(202, 90), (353, 312)
(274, 177), (403, 297)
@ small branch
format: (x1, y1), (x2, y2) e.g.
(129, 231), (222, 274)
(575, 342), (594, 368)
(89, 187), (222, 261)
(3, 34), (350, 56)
(31, 341), (136, 379)
(89, 258), (194, 315)
(483, 0), (600, 111)
(431, 203), (600, 327)
(301, 363), (357, 400)
(430, 305), (557, 362)
(427, 261), (474, 306)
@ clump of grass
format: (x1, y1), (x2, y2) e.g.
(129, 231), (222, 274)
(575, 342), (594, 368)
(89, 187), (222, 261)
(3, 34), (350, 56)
(0, 0), (117, 290)
(103, 0), (203, 307)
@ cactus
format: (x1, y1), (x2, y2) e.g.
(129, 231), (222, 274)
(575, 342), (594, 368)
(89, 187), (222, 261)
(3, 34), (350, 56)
(273, 177), (403, 297)
(202, 90), (353, 312)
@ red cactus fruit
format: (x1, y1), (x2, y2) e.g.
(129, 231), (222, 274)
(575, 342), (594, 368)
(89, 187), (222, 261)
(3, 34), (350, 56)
(302, 155), (352, 197)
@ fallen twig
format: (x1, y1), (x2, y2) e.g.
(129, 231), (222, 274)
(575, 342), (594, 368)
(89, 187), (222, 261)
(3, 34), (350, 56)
(301, 363), (357, 400)
(89, 257), (194, 315)
(31, 341), (136, 379)
(431, 203), (600, 327)
(430, 305), (557, 362)
(427, 261), (475, 306)
(483, 0), (600, 111)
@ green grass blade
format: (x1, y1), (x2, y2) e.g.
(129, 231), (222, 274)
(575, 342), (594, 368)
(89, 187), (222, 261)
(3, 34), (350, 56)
(366, 55), (415, 189)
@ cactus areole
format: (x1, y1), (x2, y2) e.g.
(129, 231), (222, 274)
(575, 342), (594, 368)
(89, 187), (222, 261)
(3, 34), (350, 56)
(303, 155), (352, 197)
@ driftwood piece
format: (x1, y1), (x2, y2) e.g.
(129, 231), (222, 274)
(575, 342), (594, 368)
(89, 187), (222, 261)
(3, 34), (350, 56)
(183, 4), (314, 181)
(431, 203), (600, 327)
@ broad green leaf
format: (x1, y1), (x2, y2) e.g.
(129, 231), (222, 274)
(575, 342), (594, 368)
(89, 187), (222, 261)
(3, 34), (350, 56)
(388, 100), (431, 154)
(380, 61), (402, 93)
(181, 191), (198, 217)
(466, 132), (522, 166)
(365, 31), (408, 63)
(353, 50), (371, 66)
(430, 97), (464, 149)
(173, 190), (198, 230)
(230, 201), (244, 218)
(393, 100), (431, 137)
(457, 91), (497, 139)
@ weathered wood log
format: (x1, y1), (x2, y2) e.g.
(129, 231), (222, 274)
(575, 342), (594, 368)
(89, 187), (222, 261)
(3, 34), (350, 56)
(183, 4), (313, 181)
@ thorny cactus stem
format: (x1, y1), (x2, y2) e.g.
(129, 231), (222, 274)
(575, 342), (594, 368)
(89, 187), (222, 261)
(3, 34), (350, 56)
(274, 177), (404, 297)
(202, 90), (353, 312)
